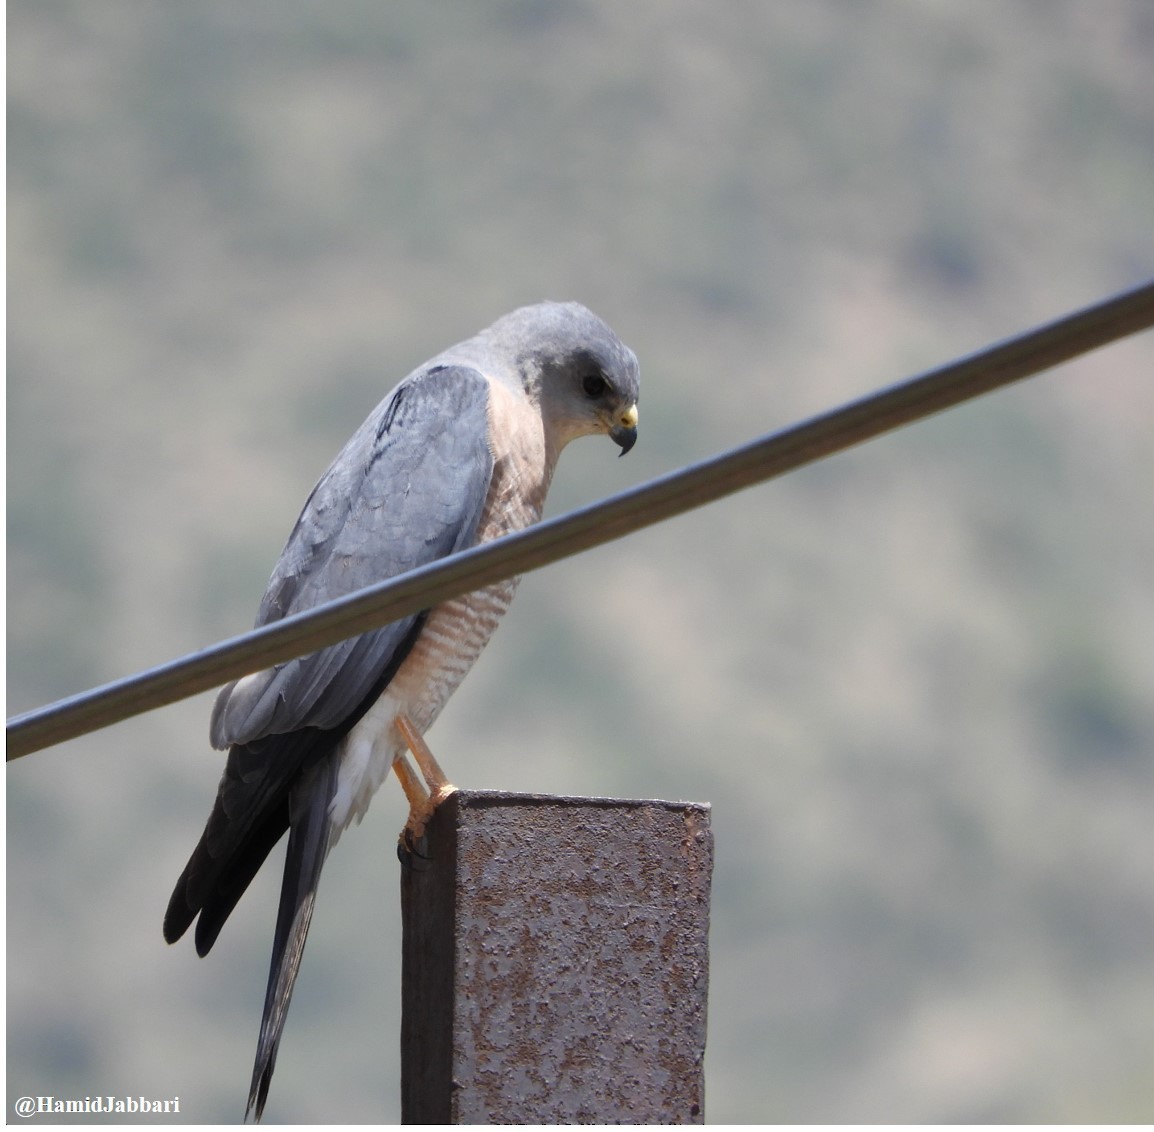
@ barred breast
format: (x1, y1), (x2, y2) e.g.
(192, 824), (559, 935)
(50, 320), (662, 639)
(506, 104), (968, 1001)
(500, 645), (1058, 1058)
(329, 379), (552, 835)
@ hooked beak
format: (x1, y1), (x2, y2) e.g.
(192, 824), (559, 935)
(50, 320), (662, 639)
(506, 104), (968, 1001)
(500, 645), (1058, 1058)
(609, 404), (639, 456)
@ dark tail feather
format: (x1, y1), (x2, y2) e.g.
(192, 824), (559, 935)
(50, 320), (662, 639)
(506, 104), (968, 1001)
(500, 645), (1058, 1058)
(246, 753), (339, 1123)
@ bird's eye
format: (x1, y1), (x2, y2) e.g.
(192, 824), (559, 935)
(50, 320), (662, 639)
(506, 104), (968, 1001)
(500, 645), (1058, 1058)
(582, 373), (608, 399)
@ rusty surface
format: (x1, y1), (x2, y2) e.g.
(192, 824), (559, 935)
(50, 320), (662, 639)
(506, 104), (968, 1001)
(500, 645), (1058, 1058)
(401, 791), (713, 1125)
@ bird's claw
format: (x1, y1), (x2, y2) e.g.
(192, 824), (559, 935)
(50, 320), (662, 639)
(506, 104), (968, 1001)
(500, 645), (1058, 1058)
(396, 827), (431, 870)
(392, 712), (456, 869)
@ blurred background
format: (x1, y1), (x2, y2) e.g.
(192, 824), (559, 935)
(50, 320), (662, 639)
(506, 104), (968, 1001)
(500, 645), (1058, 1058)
(8, 1), (1154, 1122)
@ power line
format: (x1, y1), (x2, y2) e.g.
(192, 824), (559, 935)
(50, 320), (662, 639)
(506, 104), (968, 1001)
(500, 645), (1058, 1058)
(8, 278), (1154, 760)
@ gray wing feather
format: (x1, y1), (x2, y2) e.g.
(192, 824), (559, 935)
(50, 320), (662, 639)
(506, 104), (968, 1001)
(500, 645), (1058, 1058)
(210, 364), (494, 748)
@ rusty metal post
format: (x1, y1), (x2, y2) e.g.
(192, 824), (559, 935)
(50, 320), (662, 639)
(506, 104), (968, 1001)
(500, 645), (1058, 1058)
(400, 791), (713, 1124)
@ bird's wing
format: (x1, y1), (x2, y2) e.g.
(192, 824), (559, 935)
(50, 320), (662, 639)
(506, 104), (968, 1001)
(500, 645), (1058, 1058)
(210, 362), (496, 747)
(164, 364), (496, 952)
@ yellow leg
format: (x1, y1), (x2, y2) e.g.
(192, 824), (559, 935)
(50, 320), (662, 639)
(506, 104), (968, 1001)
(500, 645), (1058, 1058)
(390, 752), (429, 813)
(394, 712), (457, 843)
(394, 713), (455, 799)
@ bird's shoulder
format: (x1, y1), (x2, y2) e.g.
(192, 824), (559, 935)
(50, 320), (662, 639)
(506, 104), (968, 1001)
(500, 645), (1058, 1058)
(257, 364), (495, 623)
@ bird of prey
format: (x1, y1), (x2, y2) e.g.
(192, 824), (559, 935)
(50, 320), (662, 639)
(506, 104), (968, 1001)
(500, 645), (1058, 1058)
(163, 301), (640, 1121)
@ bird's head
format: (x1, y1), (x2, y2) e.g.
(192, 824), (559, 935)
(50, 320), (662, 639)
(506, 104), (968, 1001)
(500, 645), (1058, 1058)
(492, 301), (640, 458)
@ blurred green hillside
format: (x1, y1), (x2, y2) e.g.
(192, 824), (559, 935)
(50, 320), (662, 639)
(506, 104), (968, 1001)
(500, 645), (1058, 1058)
(8, 1), (1154, 1122)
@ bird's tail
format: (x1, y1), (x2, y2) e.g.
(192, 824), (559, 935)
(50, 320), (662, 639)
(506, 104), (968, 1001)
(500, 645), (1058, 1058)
(246, 752), (339, 1123)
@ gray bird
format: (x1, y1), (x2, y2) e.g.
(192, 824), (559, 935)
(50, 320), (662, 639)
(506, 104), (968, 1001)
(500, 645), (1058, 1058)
(163, 301), (640, 1121)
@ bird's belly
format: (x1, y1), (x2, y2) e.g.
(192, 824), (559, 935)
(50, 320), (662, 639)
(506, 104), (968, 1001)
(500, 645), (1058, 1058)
(329, 578), (519, 835)
(394, 578), (520, 727)
(330, 401), (548, 838)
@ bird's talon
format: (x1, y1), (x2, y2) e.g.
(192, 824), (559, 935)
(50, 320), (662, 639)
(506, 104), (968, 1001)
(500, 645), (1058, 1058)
(397, 829), (430, 868)
(392, 714), (457, 861)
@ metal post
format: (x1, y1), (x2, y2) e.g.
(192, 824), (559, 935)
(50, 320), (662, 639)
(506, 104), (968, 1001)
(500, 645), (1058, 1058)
(401, 791), (713, 1124)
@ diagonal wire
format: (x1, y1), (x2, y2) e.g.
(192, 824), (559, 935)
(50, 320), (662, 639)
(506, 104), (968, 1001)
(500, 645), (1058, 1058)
(8, 278), (1154, 760)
